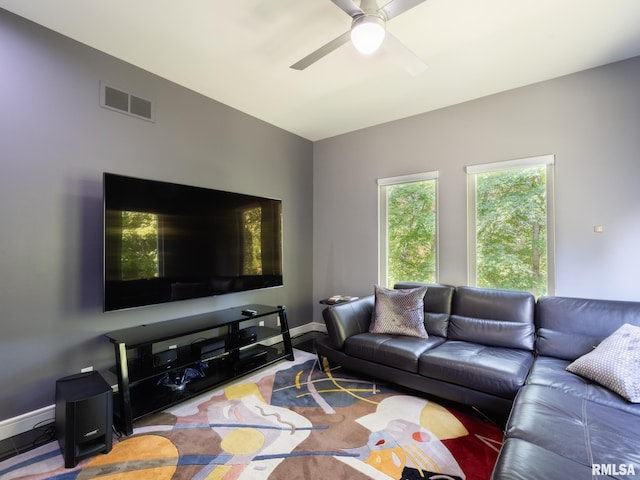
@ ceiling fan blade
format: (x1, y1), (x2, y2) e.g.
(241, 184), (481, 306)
(380, 0), (427, 21)
(383, 31), (428, 76)
(290, 31), (352, 70)
(330, 0), (364, 18)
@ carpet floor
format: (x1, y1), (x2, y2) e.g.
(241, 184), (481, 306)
(0, 349), (503, 479)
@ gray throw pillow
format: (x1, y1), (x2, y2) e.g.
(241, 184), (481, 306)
(566, 323), (640, 403)
(369, 285), (428, 338)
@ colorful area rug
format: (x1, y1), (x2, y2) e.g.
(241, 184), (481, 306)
(1, 349), (503, 479)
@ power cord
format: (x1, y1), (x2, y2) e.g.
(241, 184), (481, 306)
(30, 419), (56, 449)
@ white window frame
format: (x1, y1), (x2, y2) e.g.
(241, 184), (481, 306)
(377, 171), (439, 287)
(465, 154), (556, 294)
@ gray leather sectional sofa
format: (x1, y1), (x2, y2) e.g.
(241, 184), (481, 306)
(315, 283), (640, 479)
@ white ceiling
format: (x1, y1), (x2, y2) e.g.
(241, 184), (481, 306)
(2, 0), (640, 141)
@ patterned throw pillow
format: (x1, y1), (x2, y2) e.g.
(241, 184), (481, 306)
(566, 323), (640, 403)
(369, 285), (429, 338)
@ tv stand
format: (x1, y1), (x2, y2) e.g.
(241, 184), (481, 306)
(105, 304), (293, 435)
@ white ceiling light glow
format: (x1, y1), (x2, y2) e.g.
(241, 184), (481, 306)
(350, 15), (386, 55)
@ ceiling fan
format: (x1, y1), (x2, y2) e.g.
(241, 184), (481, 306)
(290, 0), (428, 74)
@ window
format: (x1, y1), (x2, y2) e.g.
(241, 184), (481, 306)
(466, 155), (555, 296)
(378, 172), (438, 288)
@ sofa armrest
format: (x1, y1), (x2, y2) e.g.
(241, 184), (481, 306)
(322, 295), (374, 350)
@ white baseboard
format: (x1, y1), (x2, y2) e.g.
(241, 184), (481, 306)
(290, 321), (327, 337)
(0, 322), (326, 442)
(0, 405), (55, 442)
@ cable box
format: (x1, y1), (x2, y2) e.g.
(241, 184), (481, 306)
(153, 349), (177, 368)
(192, 337), (226, 361)
(237, 345), (268, 369)
(239, 326), (258, 346)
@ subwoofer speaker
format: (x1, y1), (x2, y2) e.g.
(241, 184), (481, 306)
(55, 371), (113, 468)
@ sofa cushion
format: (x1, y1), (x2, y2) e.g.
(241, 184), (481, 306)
(491, 438), (597, 480)
(526, 356), (640, 415)
(535, 328), (601, 361)
(453, 286), (535, 324)
(418, 340), (534, 398)
(448, 315), (535, 350)
(535, 295), (640, 360)
(344, 333), (445, 373)
(505, 385), (640, 472)
(566, 323), (640, 402)
(449, 287), (535, 350)
(370, 285), (429, 338)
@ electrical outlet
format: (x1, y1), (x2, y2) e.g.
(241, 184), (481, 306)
(81, 366), (94, 373)
(259, 320), (265, 327)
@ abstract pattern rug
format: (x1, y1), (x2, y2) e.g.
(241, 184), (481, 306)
(1, 349), (503, 479)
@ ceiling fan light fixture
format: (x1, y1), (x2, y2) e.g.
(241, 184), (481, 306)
(350, 15), (386, 55)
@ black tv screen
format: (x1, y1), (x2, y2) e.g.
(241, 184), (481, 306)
(103, 173), (283, 311)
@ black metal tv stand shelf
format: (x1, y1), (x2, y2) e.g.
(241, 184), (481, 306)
(105, 304), (294, 435)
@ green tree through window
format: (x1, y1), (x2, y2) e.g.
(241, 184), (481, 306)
(468, 156), (555, 297)
(379, 174), (438, 288)
(476, 167), (547, 295)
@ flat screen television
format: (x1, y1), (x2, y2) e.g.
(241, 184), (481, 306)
(103, 173), (283, 311)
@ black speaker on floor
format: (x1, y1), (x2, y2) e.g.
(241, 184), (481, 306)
(55, 371), (113, 468)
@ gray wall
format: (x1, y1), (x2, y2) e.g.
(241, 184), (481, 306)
(0, 10), (313, 420)
(313, 55), (640, 321)
(3, 5), (640, 424)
